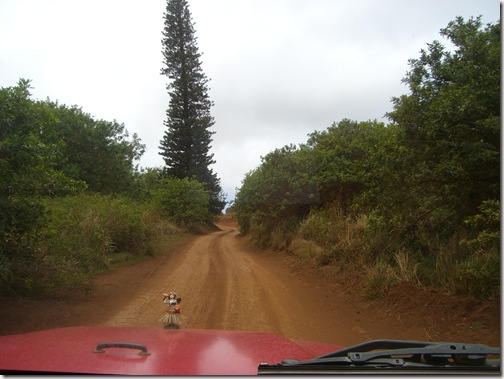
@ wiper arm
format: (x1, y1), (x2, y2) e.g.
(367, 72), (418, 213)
(258, 339), (500, 375)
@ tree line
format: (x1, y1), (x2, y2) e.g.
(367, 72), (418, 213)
(233, 17), (500, 299)
(0, 80), (214, 295)
(0, 0), (223, 295)
(0, 11), (497, 299)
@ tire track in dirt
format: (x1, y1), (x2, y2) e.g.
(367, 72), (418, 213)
(101, 226), (334, 340)
(208, 227), (285, 333)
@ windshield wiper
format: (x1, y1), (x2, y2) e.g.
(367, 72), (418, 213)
(258, 339), (500, 375)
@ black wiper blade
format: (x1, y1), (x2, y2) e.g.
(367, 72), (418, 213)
(258, 339), (501, 375)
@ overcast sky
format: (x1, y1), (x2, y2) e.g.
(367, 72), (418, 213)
(0, 0), (499, 203)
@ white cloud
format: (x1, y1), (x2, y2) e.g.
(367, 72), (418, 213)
(0, 0), (498, 202)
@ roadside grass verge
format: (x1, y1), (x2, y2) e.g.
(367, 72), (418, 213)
(269, 202), (500, 300)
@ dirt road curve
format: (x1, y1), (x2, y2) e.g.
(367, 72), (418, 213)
(0, 223), (499, 347)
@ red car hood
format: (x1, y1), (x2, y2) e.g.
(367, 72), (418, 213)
(0, 326), (342, 375)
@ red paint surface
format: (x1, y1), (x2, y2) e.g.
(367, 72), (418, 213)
(0, 326), (343, 375)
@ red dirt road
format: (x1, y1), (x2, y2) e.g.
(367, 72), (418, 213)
(97, 225), (378, 345)
(0, 223), (499, 347)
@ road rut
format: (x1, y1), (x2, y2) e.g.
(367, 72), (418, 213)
(103, 227), (331, 341)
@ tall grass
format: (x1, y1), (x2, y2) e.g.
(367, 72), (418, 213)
(434, 245), (500, 299)
(18, 194), (182, 295)
(362, 260), (399, 299)
(298, 204), (367, 267)
(291, 202), (499, 300)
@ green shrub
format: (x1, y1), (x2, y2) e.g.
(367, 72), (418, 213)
(151, 177), (211, 226)
(234, 144), (317, 242)
(4, 193), (182, 295)
(450, 254), (500, 299)
(433, 200), (500, 299)
(435, 247), (500, 299)
(247, 215), (272, 248)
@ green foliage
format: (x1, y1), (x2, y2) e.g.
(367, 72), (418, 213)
(160, 0), (225, 214)
(386, 16), (500, 241)
(234, 144), (318, 245)
(0, 80), (84, 290)
(448, 254), (500, 299)
(307, 119), (391, 211)
(40, 100), (145, 195)
(151, 177), (211, 226)
(460, 200), (500, 254)
(4, 194), (181, 295)
(0, 80), (162, 296)
(435, 200), (500, 299)
(234, 17), (500, 299)
(130, 167), (164, 202)
(435, 245), (500, 299)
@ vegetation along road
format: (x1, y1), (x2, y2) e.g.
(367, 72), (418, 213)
(0, 220), (499, 348)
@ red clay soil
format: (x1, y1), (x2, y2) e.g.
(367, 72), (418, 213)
(0, 221), (500, 348)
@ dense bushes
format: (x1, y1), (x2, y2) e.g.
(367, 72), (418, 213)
(0, 80), (86, 292)
(234, 17), (500, 299)
(3, 194), (181, 296)
(0, 80), (144, 287)
(0, 80), (213, 296)
(41, 101), (145, 195)
(151, 177), (212, 225)
(235, 144), (318, 246)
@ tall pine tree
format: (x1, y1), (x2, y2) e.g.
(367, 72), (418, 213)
(160, 0), (225, 214)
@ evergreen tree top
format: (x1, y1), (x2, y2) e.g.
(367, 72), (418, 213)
(159, 0), (225, 214)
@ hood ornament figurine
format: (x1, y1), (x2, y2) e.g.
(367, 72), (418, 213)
(162, 292), (182, 329)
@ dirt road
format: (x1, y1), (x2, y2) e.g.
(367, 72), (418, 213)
(101, 225), (377, 344)
(0, 223), (499, 347)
